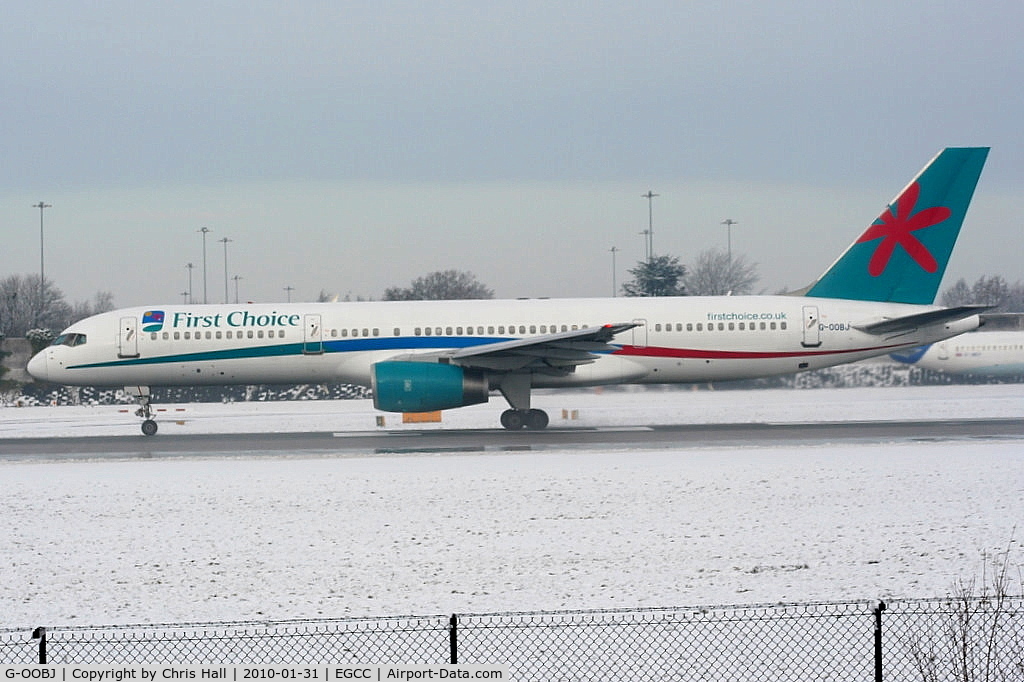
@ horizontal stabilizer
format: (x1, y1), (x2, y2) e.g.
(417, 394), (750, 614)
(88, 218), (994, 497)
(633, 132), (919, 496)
(854, 305), (989, 335)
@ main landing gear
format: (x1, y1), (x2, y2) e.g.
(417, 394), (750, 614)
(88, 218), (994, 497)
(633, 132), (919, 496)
(126, 386), (158, 436)
(500, 408), (550, 431)
(497, 373), (549, 430)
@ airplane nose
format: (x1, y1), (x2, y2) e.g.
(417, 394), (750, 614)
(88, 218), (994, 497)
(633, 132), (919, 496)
(27, 351), (49, 381)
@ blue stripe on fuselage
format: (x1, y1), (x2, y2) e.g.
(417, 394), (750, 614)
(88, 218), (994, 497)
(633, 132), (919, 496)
(68, 336), (511, 370)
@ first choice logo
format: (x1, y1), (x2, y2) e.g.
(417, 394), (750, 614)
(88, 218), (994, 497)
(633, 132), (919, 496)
(147, 310), (303, 329)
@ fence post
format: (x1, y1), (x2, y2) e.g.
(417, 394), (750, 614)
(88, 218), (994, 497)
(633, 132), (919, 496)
(873, 601), (886, 682)
(31, 627), (46, 664)
(448, 614), (458, 665)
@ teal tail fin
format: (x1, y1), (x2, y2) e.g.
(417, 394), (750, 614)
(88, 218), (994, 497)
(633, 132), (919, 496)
(804, 147), (989, 304)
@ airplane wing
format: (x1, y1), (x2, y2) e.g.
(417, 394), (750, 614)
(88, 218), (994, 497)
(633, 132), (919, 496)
(853, 305), (989, 336)
(390, 322), (639, 375)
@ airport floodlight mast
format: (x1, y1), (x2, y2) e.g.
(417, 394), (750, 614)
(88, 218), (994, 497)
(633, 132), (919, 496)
(609, 246), (618, 297)
(219, 236), (232, 303)
(641, 191), (658, 262)
(284, 285), (295, 302)
(186, 263), (194, 304)
(33, 201), (51, 323)
(722, 218), (738, 261)
(232, 275), (243, 304)
(198, 227), (211, 304)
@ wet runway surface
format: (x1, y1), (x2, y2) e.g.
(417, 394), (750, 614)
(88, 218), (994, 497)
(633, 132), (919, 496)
(4, 417), (1023, 460)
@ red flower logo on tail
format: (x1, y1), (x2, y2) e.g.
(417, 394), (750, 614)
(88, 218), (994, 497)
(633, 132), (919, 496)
(856, 182), (950, 276)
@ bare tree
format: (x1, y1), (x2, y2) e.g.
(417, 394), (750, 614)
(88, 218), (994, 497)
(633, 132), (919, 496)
(384, 270), (494, 301)
(684, 248), (760, 296)
(940, 275), (1024, 311)
(1, 275), (114, 337)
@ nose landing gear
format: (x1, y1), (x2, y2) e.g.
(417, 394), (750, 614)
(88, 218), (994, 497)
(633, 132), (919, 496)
(126, 386), (158, 436)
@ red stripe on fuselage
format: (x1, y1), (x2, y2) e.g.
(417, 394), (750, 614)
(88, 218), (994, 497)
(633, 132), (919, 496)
(612, 343), (907, 360)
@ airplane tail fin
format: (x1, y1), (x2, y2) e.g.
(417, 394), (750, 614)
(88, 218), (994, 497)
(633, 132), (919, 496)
(803, 147), (989, 304)
(889, 345), (931, 365)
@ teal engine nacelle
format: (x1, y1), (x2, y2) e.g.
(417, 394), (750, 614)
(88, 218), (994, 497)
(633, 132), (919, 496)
(371, 361), (490, 412)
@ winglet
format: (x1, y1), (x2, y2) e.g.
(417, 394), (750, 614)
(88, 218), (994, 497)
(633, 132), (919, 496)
(805, 147), (989, 304)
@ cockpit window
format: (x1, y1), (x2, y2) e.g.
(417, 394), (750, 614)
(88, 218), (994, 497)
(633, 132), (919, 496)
(52, 333), (87, 347)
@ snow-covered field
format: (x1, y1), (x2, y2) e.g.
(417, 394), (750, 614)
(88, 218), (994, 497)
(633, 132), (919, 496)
(0, 384), (1021, 628)
(2, 383), (1023, 438)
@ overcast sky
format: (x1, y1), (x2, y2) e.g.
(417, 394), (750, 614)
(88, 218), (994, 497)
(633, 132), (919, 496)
(2, 1), (1021, 308)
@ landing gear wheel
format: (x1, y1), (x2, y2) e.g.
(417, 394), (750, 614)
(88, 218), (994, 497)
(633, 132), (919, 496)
(500, 409), (525, 430)
(141, 419), (158, 437)
(500, 409), (549, 430)
(524, 409), (549, 430)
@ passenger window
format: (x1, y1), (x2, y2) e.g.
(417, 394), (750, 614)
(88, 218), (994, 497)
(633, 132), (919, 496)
(739, 323), (745, 331)
(163, 332), (169, 340)
(150, 332), (157, 340)
(216, 331), (222, 339)
(247, 330), (254, 339)
(780, 322), (787, 330)
(394, 327), (401, 336)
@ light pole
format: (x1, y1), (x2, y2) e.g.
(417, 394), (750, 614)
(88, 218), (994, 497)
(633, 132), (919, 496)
(232, 275), (243, 304)
(218, 237), (232, 303)
(33, 201), (51, 322)
(198, 227), (211, 304)
(641, 191), (658, 262)
(186, 263), (194, 304)
(284, 285), (295, 303)
(609, 246), (618, 297)
(721, 219), (738, 262)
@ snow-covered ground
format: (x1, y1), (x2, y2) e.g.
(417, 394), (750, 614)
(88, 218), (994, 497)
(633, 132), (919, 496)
(2, 383), (1023, 438)
(0, 384), (1021, 628)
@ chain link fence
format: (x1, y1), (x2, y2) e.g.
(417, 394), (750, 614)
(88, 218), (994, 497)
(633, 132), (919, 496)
(3, 597), (1022, 680)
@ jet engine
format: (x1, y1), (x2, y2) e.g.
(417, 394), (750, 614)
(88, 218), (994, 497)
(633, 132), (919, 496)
(371, 361), (489, 412)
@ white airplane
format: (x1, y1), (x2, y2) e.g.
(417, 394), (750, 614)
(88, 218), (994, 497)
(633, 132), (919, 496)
(890, 329), (1024, 376)
(29, 147), (991, 435)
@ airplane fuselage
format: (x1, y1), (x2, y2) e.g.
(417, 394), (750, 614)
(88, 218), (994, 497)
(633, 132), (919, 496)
(30, 295), (980, 390)
(894, 330), (1024, 376)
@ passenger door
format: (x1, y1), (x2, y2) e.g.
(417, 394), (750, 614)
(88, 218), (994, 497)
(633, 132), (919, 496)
(801, 306), (821, 348)
(118, 316), (140, 358)
(303, 314), (324, 354)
